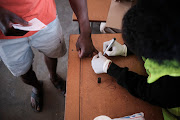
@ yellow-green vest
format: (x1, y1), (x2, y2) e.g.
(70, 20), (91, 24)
(143, 57), (180, 120)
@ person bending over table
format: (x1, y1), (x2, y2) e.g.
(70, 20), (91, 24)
(91, 5), (180, 120)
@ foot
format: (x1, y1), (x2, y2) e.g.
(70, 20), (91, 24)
(31, 81), (43, 112)
(50, 74), (66, 96)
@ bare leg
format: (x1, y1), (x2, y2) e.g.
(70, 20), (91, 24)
(44, 55), (66, 93)
(21, 66), (43, 112)
(44, 55), (57, 80)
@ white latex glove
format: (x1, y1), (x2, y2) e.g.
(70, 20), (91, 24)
(103, 40), (127, 56)
(94, 115), (111, 120)
(91, 52), (112, 74)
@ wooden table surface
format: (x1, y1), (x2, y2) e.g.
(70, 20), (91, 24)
(65, 34), (163, 120)
(72, 0), (111, 22)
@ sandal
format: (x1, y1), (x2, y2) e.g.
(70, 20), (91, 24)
(50, 74), (66, 96)
(31, 81), (43, 112)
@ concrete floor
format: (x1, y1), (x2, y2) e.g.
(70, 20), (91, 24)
(0, 0), (100, 120)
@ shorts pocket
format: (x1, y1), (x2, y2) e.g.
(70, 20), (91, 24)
(0, 42), (34, 76)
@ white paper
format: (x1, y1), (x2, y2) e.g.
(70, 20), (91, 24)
(113, 112), (145, 120)
(12, 18), (46, 31)
(94, 112), (145, 120)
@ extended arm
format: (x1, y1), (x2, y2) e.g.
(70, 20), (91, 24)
(69, 0), (98, 58)
(108, 62), (180, 108)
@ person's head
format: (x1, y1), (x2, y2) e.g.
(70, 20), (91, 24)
(122, 4), (180, 62)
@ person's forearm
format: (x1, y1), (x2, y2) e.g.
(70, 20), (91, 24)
(69, 0), (97, 58)
(69, 0), (91, 34)
(127, 47), (134, 56)
(107, 62), (148, 97)
(107, 62), (180, 108)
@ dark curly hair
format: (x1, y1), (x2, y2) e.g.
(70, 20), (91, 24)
(122, 2), (180, 62)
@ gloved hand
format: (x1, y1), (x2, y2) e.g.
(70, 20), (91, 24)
(103, 40), (127, 56)
(91, 52), (112, 74)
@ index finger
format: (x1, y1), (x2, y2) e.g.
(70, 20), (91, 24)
(11, 14), (29, 26)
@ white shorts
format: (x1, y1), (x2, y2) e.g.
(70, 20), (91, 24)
(0, 17), (67, 77)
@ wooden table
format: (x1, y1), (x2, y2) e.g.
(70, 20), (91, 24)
(65, 34), (163, 120)
(72, 0), (111, 22)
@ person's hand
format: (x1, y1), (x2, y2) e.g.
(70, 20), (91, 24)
(103, 40), (127, 56)
(76, 32), (98, 58)
(68, 0), (98, 58)
(91, 52), (112, 74)
(0, 7), (30, 36)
